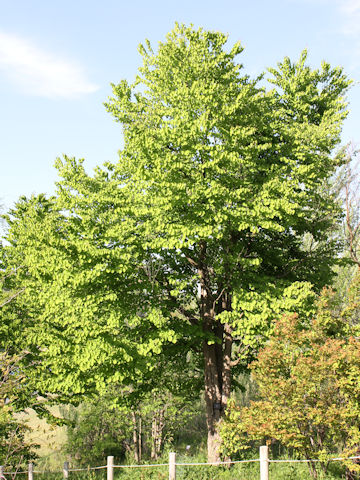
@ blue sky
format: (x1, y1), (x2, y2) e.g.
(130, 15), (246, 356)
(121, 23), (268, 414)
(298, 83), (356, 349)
(1, 0), (359, 211)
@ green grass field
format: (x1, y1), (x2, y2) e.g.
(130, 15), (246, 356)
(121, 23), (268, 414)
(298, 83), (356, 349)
(8, 462), (348, 480)
(15, 406), (67, 470)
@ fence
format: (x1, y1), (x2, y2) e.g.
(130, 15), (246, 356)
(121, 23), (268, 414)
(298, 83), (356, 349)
(1, 446), (360, 480)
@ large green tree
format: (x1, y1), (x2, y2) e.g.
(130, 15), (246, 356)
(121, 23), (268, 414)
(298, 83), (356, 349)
(2, 24), (351, 461)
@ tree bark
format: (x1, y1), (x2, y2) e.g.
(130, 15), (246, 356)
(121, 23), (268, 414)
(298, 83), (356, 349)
(202, 321), (233, 462)
(151, 414), (156, 460)
(131, 410), (140, 463)
(138, 416), (142, 463)
(151, 406), (165, 460)
(199, 241), (233, 463)
(203, 340), (222, 463)
(156, 408), (164, 458)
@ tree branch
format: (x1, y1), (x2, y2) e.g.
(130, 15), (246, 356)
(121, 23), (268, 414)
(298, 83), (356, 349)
(0, 288), (25, 308)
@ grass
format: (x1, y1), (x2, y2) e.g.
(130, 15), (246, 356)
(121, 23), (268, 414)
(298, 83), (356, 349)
(17, 453), (354, 480)
(15, 406), (67, 471)
(9, 411), (357, 479)
(10, 463), (351, 480)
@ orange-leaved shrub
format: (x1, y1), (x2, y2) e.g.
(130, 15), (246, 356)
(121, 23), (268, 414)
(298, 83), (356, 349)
(221, 287), (360, 478)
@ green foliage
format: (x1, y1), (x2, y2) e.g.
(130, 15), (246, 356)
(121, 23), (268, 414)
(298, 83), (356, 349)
(0, 24), (352, 460)
(1, 243), (41, 468)
(0, 352), (38, 468)
(220, 285), (360, 477)
(62, 387), (203, 466)
(61, 401), (130, 466)
(2, 193), (202, 402)
(139, 389), (202, 459)
(341, 268), (360, 331)
(2, 22), (350, 389)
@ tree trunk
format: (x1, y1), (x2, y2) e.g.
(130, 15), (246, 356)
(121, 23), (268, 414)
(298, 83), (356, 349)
(156, 408), (165, 458)
(131, 410), (140, 463)
(203, 340), (222, 463)
(307, 461), (318, 479)
(151, 407), (165, 460)
(151, 414), (157, 460)
(199, 241), (233, 463)
(138, 416), (142, 462)
(203, 321), (232, 463)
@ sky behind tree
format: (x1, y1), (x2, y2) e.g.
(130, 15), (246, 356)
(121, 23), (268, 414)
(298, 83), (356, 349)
(1, 0), (359, 210)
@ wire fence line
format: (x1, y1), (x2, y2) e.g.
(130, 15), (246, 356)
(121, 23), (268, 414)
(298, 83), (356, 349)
(68, 466), (107, 472)
(113, 463), (169, 468)
(173, 458), (261, 466)
(270, 456), (360, 463)
(1, 448), (360, 480)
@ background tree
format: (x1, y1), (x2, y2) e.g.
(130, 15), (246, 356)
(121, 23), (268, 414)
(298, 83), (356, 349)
(2, 24), (351, 461)
(220, 287), (360, 479)
(0, 351), (39, 470)
(0, 238), (41, 470)
(61, 400), (131, 467)
(328, 145), (360, 319)
(342, 146), (360, 267)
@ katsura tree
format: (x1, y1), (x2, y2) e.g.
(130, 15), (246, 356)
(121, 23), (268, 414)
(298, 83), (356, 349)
(2, 24), (351, 461)
(0, 351), (39, 469)
(220, 288), (360, 479)
(2, 193), (203, 460)
(3, 192), (202, 398)
(0, 247), (40, 469)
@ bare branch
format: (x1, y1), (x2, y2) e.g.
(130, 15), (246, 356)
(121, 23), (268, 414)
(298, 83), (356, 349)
(0, 288), (25, 308)
(185, 255), (198, 268)
(343, 145), (360, 266)
(230, 357), (243, 367)
(212, 287), (226, 312)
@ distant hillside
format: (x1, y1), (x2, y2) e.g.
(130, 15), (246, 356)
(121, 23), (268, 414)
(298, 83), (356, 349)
(16, 406), (67, 470)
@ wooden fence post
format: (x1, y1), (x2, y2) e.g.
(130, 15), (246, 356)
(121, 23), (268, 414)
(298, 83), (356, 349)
(169, 452), (176, 480)
(107, 456), (114, 480)
(28, 462), (33, 480)
(260, 445), (269, 480)
(63, 461), (69, 479)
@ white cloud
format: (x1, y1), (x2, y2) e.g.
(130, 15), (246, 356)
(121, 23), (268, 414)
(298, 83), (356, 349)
(0, 31), (99, 98)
